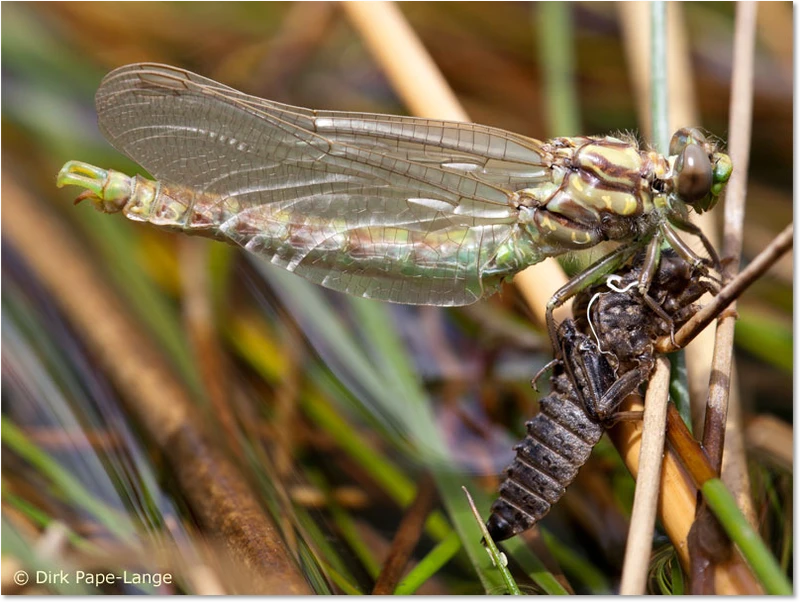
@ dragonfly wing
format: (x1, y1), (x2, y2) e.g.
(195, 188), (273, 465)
(95, 63), (548, 304)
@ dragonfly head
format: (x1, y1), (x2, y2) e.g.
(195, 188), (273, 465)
(669, 128), (732, 214)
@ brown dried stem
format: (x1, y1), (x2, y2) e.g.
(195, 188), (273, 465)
(372, 474), (437, 594)
(702, 1), (758, 473)
(619, 1), (721, 440)
(687, 6), (759, 583)
(341, 1), (466, 122)
(656, 222), (793, 354)
(621, 3), (764, 590)
(4, 174), (311, 595)
(665, 405), (715, 486)
(603, 398), (760, 593)
(665, 407), (763, 595)
(180, 238), (242, 457)
(607, 395), (697, 572)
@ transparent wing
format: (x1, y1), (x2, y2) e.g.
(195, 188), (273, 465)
(95, 63), (551, 304)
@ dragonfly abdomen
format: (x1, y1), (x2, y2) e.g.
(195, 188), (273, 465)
(55, 162), (240, 240)
(220, 214), (534, 305)
(139, 182), (236, 238)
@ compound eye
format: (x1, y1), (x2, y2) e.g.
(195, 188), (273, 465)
(675, 143), (713, 204)
(669, 127), (708, 156)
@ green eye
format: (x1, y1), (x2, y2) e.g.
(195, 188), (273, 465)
(711, 153), (734, 197)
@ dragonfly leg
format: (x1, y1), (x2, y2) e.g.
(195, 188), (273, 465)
(660, 221), (718, 278)
(595, 364), (652, 422)
(635, 230), (682, 344)
(637, 224), (712, 294)
(531, 358), (559, 392)
(668, 215), (723, 272)
(545, 242), (641, 356)
(643, 295), (679, 347)
(558, 323), (616, 423)
(637, 230), (716, 348)
(635, 230), (664, 298)
(604, 410), (644, 426)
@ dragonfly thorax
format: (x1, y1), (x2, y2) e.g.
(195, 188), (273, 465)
(511, 136), (666, 257)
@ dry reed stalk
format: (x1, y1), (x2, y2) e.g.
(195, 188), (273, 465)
(658, 223), (793, 354)
(619, 2), (729, 444)
(607, 396), (697, 570)
(682, 5), (762, 584)
(619, 3), (763, 586)
(620, 357), (670, 594)
(619, 357), (671, 594)
(664, 407), (764, 595)
(703, 1), (757, 473)
(607, 400), (760, 592)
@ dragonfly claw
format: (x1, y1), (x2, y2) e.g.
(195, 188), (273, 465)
(57, 161), (133, 214)
(73, 190), (98, 205)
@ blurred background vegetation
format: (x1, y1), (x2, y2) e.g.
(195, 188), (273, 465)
(1, 2), (792, 594)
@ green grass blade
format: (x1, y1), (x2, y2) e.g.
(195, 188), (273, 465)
(394, 531), (462, 594)
(668, 351), (693, 432)
(2, 418), (136, 543)
(702, 478), (792, 595)
(541, 527), (611, 593)
(536, 2), (581, 136)
(650, 0), (669, 153)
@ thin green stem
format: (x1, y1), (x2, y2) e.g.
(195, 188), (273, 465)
(394, 531), (462, 595)
(536, 3), (581, 136)
(463, 486), (521, 595)
(540, 528), (610, 593)
(2, 418), (135, 543)
(320, 561), (364, 595)
(701, 478), (792, 595)
(668, 351), (693, 432)
(650, 1), (669, 153)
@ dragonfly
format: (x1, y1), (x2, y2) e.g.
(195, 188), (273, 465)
(57, 63), (732, 339)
